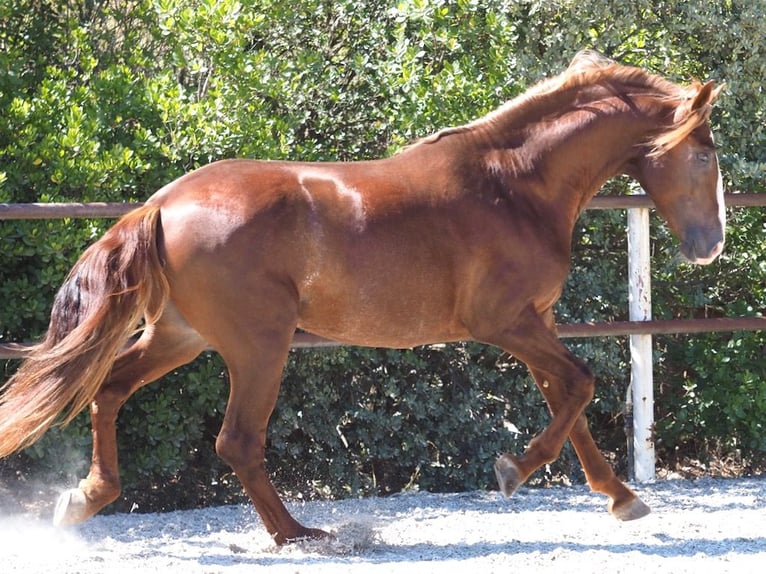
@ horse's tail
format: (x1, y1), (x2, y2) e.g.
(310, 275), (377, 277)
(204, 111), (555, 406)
(0, 204), (169, 457)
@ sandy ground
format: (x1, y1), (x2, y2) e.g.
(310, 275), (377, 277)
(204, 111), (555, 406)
(2, 477), (764, 573)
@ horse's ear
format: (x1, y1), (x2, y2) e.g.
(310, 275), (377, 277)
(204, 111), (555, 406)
(710, 82), (725, 103)
(691, 80), (724, 110)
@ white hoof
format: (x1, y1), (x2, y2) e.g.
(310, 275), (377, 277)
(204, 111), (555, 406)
(609, 495), (651, 521)
(53, 489), (89, 527)
(494, 455), (523, 498)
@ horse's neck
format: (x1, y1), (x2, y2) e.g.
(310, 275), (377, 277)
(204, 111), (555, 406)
(480, 100), (649, 214)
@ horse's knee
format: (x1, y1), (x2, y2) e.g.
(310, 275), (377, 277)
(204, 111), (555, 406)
(540, 363), (595, 411)
(577, 370), (595, 404)
(563, 362), (595, 407)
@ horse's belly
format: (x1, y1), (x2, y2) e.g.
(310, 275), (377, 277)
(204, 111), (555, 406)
(297, 322), (468, 349)
(296, 290), (467, 348)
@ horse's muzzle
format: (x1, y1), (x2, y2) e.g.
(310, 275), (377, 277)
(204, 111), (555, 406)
(681, 227), (724, 265)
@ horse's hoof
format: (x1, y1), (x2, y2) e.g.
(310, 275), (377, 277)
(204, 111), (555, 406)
(494, 454), (523, 498)
(53, 489), (89, 527)
(275, 527), (333, 546)
(301, 527), (334, 542)
(609, 495), (651, 521)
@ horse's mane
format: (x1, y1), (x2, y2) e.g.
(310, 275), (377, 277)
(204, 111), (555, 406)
(647, 80), (716, 156)
(408, 50), (712, 156)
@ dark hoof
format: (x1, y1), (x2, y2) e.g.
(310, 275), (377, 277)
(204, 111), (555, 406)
(609, 495), (651, 521)
(494, 454), (523, 498)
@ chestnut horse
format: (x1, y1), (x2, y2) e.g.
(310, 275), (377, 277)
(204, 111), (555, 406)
(0, 51), (724, 544)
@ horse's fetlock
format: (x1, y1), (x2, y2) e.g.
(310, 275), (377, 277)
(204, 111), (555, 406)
(81, 473), (121, 505)
(527, 434), (559, 464)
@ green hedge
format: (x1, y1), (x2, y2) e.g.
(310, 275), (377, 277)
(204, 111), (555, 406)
(1, 0), (764, 512)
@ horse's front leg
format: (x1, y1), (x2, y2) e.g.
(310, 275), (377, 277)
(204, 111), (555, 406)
(213, 322), (330, 546)
(484, 316), (593, 491)
(527, 366), (650, 520)
(477, 304), (650, 520)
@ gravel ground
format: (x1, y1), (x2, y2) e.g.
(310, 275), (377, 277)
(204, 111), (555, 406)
(2, 477), (764, 573)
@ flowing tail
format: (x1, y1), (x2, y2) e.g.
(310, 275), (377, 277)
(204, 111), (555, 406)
(0, 204), (169, 457)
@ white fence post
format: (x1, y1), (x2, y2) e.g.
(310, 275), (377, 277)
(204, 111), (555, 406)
(627, 192), (656, 482)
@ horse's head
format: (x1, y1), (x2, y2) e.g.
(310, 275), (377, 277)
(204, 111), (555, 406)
(631, 80), (725, 265)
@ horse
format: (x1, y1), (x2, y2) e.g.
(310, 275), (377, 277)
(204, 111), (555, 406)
(0, 51), (724, 544)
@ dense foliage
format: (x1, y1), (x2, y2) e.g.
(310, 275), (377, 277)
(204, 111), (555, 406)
(1, 0), (763, 512)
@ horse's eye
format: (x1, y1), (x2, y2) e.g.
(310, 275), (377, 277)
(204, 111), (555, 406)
(697, 151), (711, 163)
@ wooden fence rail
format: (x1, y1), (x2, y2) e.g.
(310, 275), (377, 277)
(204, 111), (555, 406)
(1, 193), (765, 220)
(2, 317), (765, 360)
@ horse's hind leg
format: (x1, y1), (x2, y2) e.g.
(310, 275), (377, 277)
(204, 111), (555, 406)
(527, 366), (650, 520)
(54, 303), (206, 526)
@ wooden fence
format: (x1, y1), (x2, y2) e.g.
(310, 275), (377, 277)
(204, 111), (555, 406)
(2, 193), (766, 220)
